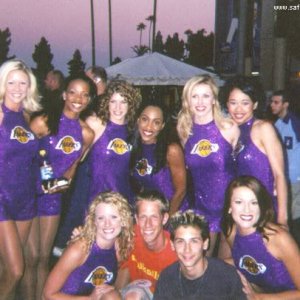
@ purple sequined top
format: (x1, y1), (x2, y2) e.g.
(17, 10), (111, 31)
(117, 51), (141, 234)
(37, 114), (82, 199)
(232, 230), (295, 292)
(184, 121), (235, 232)
(89, 121), (133, 204)
(0, 104), (38, 220)
(40, 114), (83, 178)
(132, 143), (175, 202)
(61, 242), (118, 295)
(236, 118), (277, 212)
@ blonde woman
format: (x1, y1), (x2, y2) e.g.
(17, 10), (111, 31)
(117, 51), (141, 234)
(0, 59), (41, 299)
(177, 75), (239, 256)
(43, 191), (134, 299)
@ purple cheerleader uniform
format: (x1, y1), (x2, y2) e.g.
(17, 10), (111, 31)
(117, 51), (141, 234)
(0, 104), (38, 221)
(232, 230), (295, 292)
(89, 121), (132, 204)
(37, 114), (83, 216)
(132, 143), (184, 206)
(61, 242), (118, 295)
(236, 118), (277, 212)
(184, 121), (235, 232)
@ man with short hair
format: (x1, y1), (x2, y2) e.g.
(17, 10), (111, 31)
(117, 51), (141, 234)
(44, 69), (65, 92)
(271, 90), (300, 245)
(154, 210), (246, 300)
(115, 190), (178, 298)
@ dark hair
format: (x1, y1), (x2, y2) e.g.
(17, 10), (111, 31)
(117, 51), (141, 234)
(221, 75), (265, 118)
(51, 69), (65, 90)
(222, 176), (275, 239)
(169, 210), (210, 243)
(33, 74), (97, 135)
(129, 100), (171, 175)
(135, 190), (170, 215)
(272, 90), (289, 104)
(86, 66), (107, 83)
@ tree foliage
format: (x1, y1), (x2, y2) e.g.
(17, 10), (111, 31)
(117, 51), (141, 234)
(67, 49), (86, 76)
(131, 45), (150, 56)
(153, 31), (164, 54)
(185, 29), (214, 67)
(164, 33), (185, 60)
(0, 27), (15, 65)
(32, 37), (54, 87)
(137, 22), (146, 46)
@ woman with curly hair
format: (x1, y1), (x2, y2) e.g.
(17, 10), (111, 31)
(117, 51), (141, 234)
(129, 100), (187, 215)
(177, 75), (240, 256)
(43, 191), (134, 299)
(0, 59), (41, 299)
(86, 80), (142, 206)
(221, 176), (300, 299)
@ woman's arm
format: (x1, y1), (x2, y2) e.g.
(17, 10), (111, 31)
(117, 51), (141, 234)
(62, 121), (94, 181)
(43, 241), (89, 300)
(85, 115), (106, 145)
(167, 142), (187, 215)
(255, 121), (288, 226)
(245, 228), (300, 300)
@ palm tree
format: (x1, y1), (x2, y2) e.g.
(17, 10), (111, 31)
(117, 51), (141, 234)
(146, 15), (154, 50)
(108, 0), (113, 65)
(90, 0), (96, 66)
(137, 22), (146, 47)
(152, 0), (157, 50)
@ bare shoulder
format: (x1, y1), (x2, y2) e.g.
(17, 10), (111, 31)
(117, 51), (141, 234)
(167, 142), (184, 157)
(265, 223), (298, 257)
(252, 119), (274, 134)
(80, 120), (95, 145)
(220, 118), (240, 146)
(63, 239), (89, 264)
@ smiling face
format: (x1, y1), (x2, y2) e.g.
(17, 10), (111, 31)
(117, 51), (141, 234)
(137, 105), (165, 144)
(135, 200), (168, 249)
(188, 83), (215, 124)
(227, 88), (257, 125)
(109, 92), (129, 125)
(63, 79), (90, 118)
(172, 225), (208, 272)
(94, 202), (123, 248)
(4, 70), (30, 111)
(229, 186), (260, 235)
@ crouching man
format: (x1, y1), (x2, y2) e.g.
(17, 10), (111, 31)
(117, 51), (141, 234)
(154, 210), (246, 300)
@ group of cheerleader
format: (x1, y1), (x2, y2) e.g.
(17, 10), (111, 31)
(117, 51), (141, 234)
(0, 59), (299, 299)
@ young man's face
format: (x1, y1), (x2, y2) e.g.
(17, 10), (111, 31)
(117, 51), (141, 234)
(270, 95), (286, 117)
(172, 225), (209, 270)
(135, 200), (168, 248)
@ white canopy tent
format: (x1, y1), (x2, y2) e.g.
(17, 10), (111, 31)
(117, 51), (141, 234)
(105, 52), (224, 86)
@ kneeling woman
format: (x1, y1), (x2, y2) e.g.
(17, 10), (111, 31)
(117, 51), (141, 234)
(222, 176), (300, 298)
(43, 191), (134, 299)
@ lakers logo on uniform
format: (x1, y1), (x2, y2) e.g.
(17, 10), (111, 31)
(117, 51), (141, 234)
(55, 135), (81, 154)
(84, 266), (113, 286)
(136, 158), (153, 176)
(10, 126), (34, 144)
(239, 255), (266, 275)
(107, 138), (131, 155)
(191, 139), (219, 157)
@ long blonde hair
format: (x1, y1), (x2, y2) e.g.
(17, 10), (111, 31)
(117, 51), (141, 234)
(0, 60), (41, 113)
(73, 191), (134, 262)
(177, 75), (225, 145)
